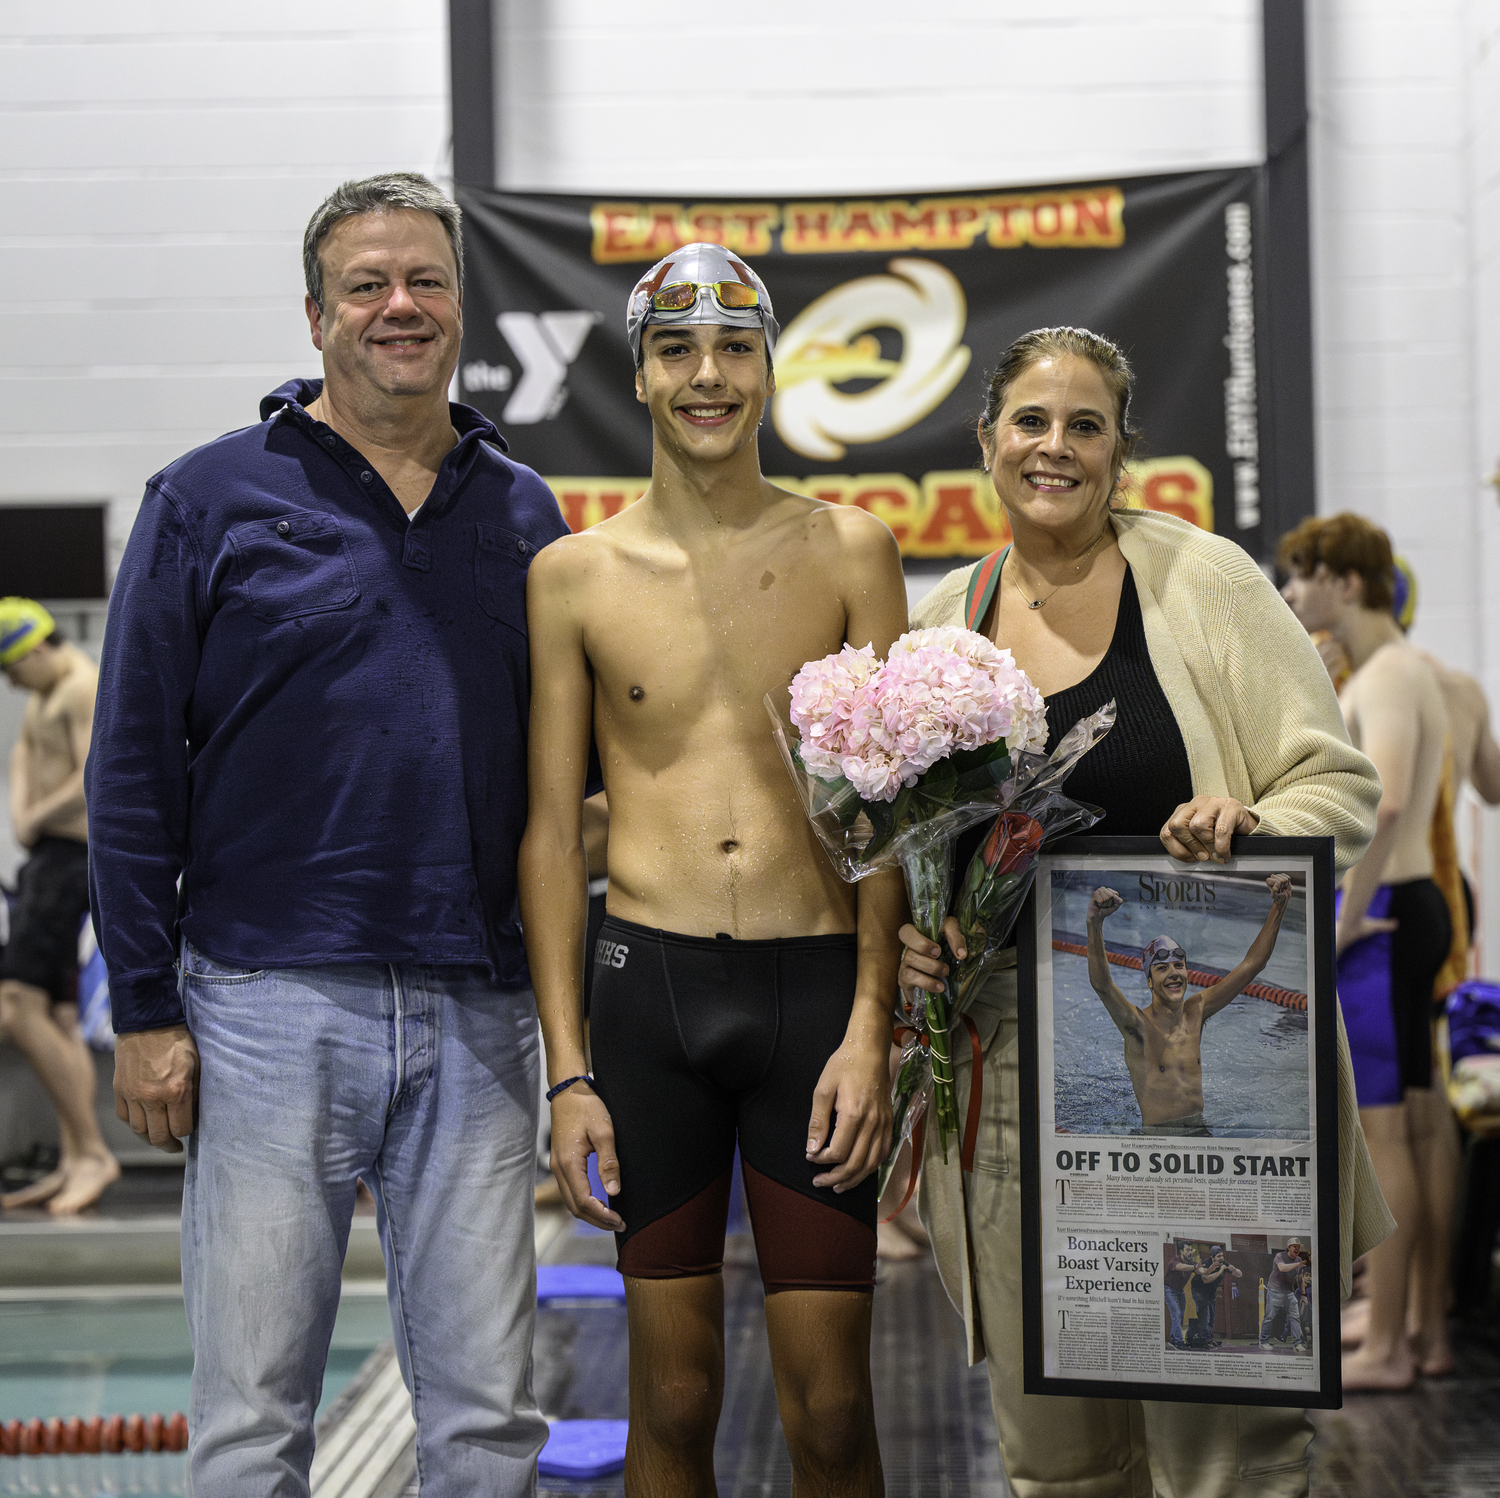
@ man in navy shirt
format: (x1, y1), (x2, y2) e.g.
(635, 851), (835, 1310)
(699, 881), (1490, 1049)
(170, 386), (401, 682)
(88, 173), (566, 1495)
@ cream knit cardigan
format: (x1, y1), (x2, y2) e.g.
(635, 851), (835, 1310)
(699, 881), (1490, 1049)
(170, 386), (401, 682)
(912, 507), (1394, 1361)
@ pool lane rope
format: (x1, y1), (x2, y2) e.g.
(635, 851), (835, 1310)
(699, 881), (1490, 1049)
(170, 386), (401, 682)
(1050, 938), (1308, 1013)
(1, 1412), (188, 1457)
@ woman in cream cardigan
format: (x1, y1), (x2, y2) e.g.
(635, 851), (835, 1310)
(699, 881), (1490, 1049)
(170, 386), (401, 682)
(898, 327), (1391, 1498)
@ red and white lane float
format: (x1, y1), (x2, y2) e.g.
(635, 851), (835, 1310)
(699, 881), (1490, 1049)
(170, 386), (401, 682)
(0, 1411), (189, 1456)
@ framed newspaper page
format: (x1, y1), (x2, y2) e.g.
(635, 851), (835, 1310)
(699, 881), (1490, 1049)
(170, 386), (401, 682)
(1018, 836), (1340, 1408)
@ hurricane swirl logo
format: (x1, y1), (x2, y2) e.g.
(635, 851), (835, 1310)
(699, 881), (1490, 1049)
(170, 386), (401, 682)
(771, 258), (971, 462)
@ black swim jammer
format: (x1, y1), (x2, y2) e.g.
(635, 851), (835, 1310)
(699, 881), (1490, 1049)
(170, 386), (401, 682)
(1385, 876), (1452, 1090)
(588, 915), (878, 1294)
(0, 836), (90, 1006)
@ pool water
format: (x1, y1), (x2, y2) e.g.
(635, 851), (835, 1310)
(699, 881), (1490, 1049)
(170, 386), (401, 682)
(1050, 871), (1311, 1138)
(0, 1288), (393, 1492)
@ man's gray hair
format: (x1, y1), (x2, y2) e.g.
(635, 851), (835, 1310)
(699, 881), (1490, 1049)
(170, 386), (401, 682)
(302, 172), (463, 311)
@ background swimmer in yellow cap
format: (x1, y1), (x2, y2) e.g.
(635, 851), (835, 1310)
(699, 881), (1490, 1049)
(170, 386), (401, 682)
(0, 598), (118, 1214)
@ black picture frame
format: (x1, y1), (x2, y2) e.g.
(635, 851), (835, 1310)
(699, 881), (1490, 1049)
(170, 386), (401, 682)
(1018, 835), (1340, 1408)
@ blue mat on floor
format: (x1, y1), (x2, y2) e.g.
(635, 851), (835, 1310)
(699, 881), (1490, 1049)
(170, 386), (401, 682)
(539, 1418), (628, 1478)
(536, 1264), (626, 1304)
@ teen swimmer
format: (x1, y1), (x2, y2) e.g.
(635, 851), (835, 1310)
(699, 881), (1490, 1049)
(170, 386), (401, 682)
(1086, 875), (1294, 1133)
(1279, 513), (1452, 1391)
(520, 243), (908, 1496)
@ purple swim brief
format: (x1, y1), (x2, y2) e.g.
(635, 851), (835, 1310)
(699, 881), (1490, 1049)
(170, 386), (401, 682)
(1335, 885), (1402, 1107)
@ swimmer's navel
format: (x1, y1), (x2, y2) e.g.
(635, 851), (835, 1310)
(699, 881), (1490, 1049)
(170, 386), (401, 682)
(721, 839), (739, 854)
(629, 685), (645, 702)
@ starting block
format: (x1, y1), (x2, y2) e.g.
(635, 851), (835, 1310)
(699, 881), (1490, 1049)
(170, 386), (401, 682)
(536, 1264), (626, 1305)
(538, 1418), (629, 1479)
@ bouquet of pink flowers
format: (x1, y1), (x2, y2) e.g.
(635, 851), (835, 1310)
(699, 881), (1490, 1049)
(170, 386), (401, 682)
(769, 627), (1113, 1185)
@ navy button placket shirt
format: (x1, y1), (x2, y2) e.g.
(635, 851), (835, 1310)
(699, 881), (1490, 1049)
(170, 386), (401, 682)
(86, 378), (572, 1034)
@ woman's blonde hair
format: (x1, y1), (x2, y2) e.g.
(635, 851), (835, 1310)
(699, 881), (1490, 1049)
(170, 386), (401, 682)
(977, 326), (1138, 477)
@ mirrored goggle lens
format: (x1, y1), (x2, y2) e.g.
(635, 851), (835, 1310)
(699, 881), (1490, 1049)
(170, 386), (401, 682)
(712, 280), (760, 309)
(651, 280), (760, 313)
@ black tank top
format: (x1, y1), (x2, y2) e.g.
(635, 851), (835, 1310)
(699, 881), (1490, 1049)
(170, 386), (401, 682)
(1041, 567), (1194, 832)
(952, 566), (1194, 880)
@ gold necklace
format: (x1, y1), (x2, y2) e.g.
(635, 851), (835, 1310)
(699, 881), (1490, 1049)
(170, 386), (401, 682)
(1011, 529), (1107, 610)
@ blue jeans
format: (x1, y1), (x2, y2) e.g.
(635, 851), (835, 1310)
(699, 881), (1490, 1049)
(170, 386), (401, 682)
(1164, 1285), (1186, 1346)
(1259, 1285), (1302, 1345)
(1191, 1282), (1219, 1341)
(180, 947), (546, 1496)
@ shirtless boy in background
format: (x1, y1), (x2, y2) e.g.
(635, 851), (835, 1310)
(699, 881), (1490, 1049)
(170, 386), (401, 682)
(1085, 875), (1293, 1133)
(1424, 654), (1500, 807)
(1279, 512), (1451, 1390)
(0, 598), (119, 1214)
(520, 244), (906, 1496)
(1297, 548), (1496, 1383)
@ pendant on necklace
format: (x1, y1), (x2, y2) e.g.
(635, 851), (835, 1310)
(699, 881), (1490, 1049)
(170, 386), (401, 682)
(1028, 598), (1045, 610)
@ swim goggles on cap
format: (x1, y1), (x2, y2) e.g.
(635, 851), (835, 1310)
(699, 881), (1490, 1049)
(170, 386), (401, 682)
(1142, 938), (1187, 970)
(648, 280), (762, 314)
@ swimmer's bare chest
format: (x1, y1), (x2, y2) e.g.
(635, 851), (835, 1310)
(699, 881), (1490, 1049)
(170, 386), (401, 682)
(584, 520), (859, 938)
(23, 694), (80, 796)
(1127, 1007), (1206, 1114)
(1342, 645), (1447, 883)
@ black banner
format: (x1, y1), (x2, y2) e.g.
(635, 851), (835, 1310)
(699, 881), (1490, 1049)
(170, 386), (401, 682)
(457, 170), (1264, 560)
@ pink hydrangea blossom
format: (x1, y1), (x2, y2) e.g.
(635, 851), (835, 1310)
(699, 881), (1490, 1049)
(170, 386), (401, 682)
(788, 627), (1047, 802)
(788, 643), (883, 778)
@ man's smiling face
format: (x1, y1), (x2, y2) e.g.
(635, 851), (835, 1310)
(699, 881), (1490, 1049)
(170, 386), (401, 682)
(635, 322), (773, 463)
(306, 208), (462, 405)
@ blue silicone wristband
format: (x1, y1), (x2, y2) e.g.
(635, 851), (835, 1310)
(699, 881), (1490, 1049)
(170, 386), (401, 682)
(545, 1073), (594, 1102)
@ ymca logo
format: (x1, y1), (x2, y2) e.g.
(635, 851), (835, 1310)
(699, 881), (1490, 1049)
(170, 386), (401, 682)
(492, 311), (601, 424)
(594, 937), (629, 970)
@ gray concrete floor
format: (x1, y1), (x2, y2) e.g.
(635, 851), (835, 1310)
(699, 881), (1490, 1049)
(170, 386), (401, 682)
(4, 1183), (1499, 1494)
(529, 1219), (1500, 1497)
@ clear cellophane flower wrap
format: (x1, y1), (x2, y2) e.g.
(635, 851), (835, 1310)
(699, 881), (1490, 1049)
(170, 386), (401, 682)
(880, 706), (1114, 1195)
(767, 626), (1116, 1193)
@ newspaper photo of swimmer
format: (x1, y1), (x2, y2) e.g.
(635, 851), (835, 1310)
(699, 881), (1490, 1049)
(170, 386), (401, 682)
(1048, 865), (1311, 1138)
(1020, 840), (1338, 1405)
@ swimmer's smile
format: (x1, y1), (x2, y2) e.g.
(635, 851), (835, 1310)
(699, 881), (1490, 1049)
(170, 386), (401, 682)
(675, 402), (742, 428)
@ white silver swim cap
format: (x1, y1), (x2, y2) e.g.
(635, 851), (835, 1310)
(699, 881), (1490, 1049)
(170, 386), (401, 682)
(626, 242), (779, 365)
(1142, 937), (1186, 989)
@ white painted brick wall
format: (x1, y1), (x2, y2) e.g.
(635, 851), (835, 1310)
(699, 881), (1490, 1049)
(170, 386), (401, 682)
(0, 2), (450, 550)
(1462, 0), (1500, 970)
(498, 0), (1263, 195)
(1309, 2), (1477, 672)
(1308, 0), (1500, 966)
